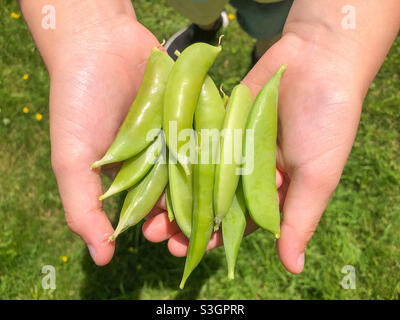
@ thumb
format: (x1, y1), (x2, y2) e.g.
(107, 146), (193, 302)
(277, 168), (339, 274)
(52, 153), (115, 266)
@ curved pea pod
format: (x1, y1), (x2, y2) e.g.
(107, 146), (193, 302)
(99, 134), (164, 200)
(242, 65), (286, 238)
(179, 76), (225, 289)
(165, 185), (175, 222)
(109, 153), (168, 241)
(214, 84), (253, 230)
(222, 182), (247, 280)
(163, 43), (221, 175)
(92, 47), (174, 169)
(169, 161), (193, 237)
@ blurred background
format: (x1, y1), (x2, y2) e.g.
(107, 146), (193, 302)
(0, 0), (399, 299)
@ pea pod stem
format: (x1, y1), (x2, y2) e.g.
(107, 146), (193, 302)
(179, 76), (225, 289)
(242, 65), (287, 238)
(92, 47), (173, 169)
(219, 84), (229, 109)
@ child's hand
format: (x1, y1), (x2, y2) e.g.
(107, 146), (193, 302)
(48, 18), (159, 265)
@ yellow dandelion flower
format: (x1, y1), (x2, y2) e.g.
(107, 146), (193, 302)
(23, 74), (29, 80)
(35, 113), (43, 121)
(23, 107), (29, 113)
(62, 256), (68, 262)
(11, 12), (21, 19)
(128, 247), (134, 253)
(228, 13), (235, 20)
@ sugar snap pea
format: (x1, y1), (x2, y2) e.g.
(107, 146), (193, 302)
(163, 43), (221, 175)
(92, 47), (173, 169)
(222, 182), (247, 280)
(214, 84), (253, 230)
(99, 134), (163, 200)
(169, 160), (193, 237)
(109, 153), (168, 241)
(165, 185), (175, 222)
(180, 76), (225, 289)
(242, 65), (286, 238)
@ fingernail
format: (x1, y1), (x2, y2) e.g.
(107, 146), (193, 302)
(297, 252), (305, 272)
(88, 245), (96, 261)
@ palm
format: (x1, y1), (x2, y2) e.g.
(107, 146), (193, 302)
(242, 33), (362, 272)
(276, 44), (360, 183)
(50, 19), (159, 265)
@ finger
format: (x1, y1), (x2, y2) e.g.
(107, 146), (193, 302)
(142, 211), (181, 242)
(52, 159), (115, 266)
(168, 217), (259, 257)
(167, 231), (223, 258)
(144, 205), (165, 221)
(168, 232), (188, 257)
(277, 169), (338, 274)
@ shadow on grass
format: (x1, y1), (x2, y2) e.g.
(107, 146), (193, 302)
(79, 192), (221, 300)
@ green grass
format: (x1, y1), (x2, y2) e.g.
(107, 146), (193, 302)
(0, 0), (399, 299)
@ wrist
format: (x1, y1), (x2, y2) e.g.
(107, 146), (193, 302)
(19, 0), (135, 72)
(283, 0), (400, 99)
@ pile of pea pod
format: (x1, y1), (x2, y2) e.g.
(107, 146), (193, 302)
(91, 42), (286, 289)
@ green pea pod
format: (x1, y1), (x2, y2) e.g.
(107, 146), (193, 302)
(109, 153), (168, 241)
(214, 84), (253, 230)
(222, 182), (247, 280)
(163, 43), (221, 175)
(169, 161), (193, 237)
(99, 134), (164, 200)
(165, 185), (175, 222)
(92, 47), (174, 169)
(179, 76), (225, 289)
(242, 65), (286, 238)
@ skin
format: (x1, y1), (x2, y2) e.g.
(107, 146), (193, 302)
(99, 134), (164, 200)
(91, 47), (173, 168)
(242, 65), (286, 238)
(214, 84), (253, 230)
(163, 43), (221, 175)
(180, 76), (225, 289)
(20, 0), (400, 270)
